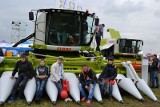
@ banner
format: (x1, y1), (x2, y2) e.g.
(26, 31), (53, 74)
(55, 0), (83, 11)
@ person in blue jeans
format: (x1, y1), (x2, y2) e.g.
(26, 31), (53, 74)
(79, 64), (97, 104)
(35, 59), (50, 103)
(50, 56), (72, 103)
(149, 54), (159, 88)
(8, 53), (34, 104)
(98, 57), (117, 101)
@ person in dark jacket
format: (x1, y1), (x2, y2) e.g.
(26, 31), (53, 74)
(150, 54), (159, 88)
(35, 59), (50, 103)
(95, 24), (105, 52)
(8, 53), (35, 103)
(79, 65), (97, 104)
(98, 57), (117, 101)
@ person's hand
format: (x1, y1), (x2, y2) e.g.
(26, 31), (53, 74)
(89, 84), (93, 87)
(63, 79), (67, 81)
(10, 76), (14, 79)
(104, 79), (109, 83)
(85, 86), (88, 89)
(97, 80), (101, 84)
(41, 75), (47, 79)
(58, 80), (61, 83)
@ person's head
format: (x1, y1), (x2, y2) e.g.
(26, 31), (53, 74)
(40, 59), (45, 66)
(102, 24), (105, 27)
(82, 64), (89, 73)
(57, 56), (64, 64)
(153, 54), (157, 59)
(20, 53), (27, 62)
(108, 57), (114, 64)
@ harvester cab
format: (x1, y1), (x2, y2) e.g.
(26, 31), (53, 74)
(100, 28), (144, 73)
(29, 9), (99, 57)
(101, 29), (143, 60)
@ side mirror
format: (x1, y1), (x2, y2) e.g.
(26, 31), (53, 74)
(142, 41), (143, 46)
(95, 18), (99, 26)
(29, 12), (34, 20)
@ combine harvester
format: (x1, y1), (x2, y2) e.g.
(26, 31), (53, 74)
(121, 61), (158, 101)
(101, 28), (143, 74)
(0, 8), (105, 105)
(0, 6), (157, 105)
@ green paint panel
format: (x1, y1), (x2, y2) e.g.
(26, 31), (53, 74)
(107, 28), (121, 39)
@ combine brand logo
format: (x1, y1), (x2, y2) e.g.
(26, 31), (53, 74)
(57, 47), (72, 51)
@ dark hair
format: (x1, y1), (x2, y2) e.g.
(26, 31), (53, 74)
(40, 58), (45, 62)
(108, 57), (114, 61)
(83, 64), (88, 67)
(153, 54), (157, 58)
(20, 53), (27, 59)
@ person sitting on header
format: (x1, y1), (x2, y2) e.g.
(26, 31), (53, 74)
(35, 59), (50, 103)
(79, 64), (97, 104)
(50, 56), (72, 103)
(8, 53), (35, 103)
(98, 57), (117, 101)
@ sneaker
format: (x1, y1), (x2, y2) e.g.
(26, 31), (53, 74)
(150, 85), (155, 88)
(155, 86), (159, 88)
(64, 98), (72, 102)
(35, 98), (40, 104)
(109, 97), (113, 102)
(81, 97), (86, 101)
(67, 98), (72, 102)
(86, 100), (91, 104)
(18, 96), (22, 101)
(8, 97), (14, 104)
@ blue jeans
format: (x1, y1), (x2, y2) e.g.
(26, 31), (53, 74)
(54, 80), (62, 95)
(35, 78), (48, 99)
(10, 74), (29, 99)
(79, 80), (96, 101)
(100, 79), (113, 98)
(150, 70), (159, 87)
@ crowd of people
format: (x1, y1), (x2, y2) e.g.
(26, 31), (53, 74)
(5, 53), (117, 104)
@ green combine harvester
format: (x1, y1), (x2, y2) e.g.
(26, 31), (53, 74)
(0, 8), (143, 75)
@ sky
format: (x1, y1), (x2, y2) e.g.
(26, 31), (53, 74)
(0, 0), (160, 54)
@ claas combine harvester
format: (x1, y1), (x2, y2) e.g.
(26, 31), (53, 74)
(0, 8), (143, 75)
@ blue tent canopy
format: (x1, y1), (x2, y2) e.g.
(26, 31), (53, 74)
(1, 47), (34, 56)
(22, 41), (30, 44)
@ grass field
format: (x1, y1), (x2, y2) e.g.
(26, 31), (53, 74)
(1, 74), (160, 107)
(1, 86), (160, 107)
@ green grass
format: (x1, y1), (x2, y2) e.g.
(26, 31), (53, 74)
(1, 87), (160, 107)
